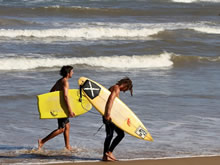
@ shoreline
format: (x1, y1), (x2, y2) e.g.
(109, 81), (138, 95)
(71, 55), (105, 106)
(49, 155), (220, 165)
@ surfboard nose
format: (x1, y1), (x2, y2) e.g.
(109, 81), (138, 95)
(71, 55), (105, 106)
(145, 133), (154, 142)
(78, 77), (87, 86)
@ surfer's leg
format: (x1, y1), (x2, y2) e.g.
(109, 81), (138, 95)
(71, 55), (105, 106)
(38, 118), (69, 150)
(103, 121), (115, 158)
(106, 127), (124, 160)
(38, 128), (64, 150)
(109, 126), (124, 153)
(64, 122), (72, 150)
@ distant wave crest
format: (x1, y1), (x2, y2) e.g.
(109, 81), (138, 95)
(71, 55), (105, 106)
(172, 0), (220, 3)
(171, 54), (220, 66)
(0, 22), (219, 41)
(0, 26), (162, 40)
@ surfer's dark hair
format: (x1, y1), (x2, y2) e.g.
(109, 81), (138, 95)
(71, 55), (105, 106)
(60, 65), (73, 77)
(117, 77), (133, 96)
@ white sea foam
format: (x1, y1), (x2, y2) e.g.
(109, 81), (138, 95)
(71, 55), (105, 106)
(0, 53), (173, 70)
(172, 0), (220, 3)
(193, 27), (220, 34)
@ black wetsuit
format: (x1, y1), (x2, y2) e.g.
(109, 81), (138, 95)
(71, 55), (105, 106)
(103, 117), (125, 154)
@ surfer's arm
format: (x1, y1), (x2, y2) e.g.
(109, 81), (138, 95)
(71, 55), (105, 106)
(63, 81), (75, 117)
(104, 89), (117, 121)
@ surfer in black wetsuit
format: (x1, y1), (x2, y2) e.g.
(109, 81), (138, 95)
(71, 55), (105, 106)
(102, 77), (133, 161)
(38, 66), (75, 151)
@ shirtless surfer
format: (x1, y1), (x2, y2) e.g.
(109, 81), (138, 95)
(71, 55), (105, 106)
(38, 65), (75, 151)
(102, 77), (133, 161)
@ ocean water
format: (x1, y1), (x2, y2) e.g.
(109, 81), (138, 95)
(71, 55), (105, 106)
(0, 0), (220, 164)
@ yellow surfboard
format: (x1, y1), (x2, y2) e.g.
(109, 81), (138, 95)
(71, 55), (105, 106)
(37, 89), (92, 119)
(78, 77), (153, 141)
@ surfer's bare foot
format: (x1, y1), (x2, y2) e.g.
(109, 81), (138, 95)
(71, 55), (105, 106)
(102, 154), (115, 161)
(106, 151), (117, 161)
(102, 155), (107, 161)
(38, 139), (44, 150)
(66, 145), (72, 151)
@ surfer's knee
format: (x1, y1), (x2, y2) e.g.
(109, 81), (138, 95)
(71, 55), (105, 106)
(118, 131), (125, 139)
(106, 133), (113, 140)
(65, 123), (70, 129)
(57, 128), (65, 133)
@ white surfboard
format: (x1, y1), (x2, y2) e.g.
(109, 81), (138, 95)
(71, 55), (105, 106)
(78, 77), (153, 141)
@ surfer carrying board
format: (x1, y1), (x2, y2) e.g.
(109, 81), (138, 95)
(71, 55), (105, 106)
(38, 65), (75, 151)
(102, 77), (133, 161)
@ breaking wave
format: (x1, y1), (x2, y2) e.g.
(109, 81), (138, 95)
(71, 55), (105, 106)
(0, 52), (220, 71)
(0, 53), (173, 71)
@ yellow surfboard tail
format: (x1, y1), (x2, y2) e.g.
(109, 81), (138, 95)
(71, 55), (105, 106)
(37, 89), (92, 119)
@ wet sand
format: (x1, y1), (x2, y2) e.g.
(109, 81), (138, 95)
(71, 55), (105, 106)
(51, 156), (220, 165)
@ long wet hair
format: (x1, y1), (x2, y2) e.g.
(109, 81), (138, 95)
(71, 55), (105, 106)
(60, 65), (73, 77)
(117, 77), (133, 96)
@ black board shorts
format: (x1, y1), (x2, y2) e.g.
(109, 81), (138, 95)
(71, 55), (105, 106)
(57, 118), (69, 129)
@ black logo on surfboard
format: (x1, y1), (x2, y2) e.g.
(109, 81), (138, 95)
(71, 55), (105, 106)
(135, 126), (147, 139)
(82, 80), (101, 99)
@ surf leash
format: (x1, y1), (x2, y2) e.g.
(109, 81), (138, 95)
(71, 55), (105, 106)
(79, 85), (83, 102)
(93, 124), (104, 136)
